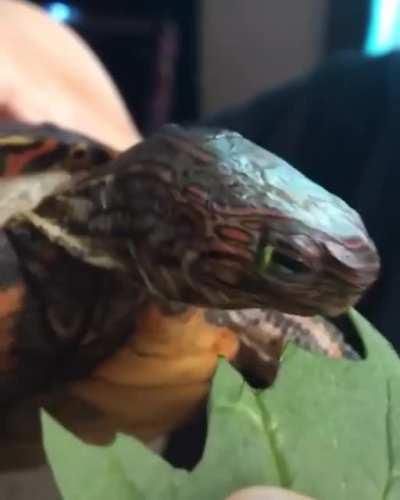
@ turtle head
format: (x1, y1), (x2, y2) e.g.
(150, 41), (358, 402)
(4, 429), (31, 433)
(43, 124), (380, 316)
(119, 125), (380, 316)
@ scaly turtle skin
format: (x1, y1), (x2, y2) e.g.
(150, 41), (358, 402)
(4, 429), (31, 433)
(43, 124), (379, 315)
(0, 122), (379, 412)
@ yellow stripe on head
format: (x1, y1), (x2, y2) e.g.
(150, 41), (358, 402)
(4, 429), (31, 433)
(0, 135), (37, 146)
(260, 245), (274, 272)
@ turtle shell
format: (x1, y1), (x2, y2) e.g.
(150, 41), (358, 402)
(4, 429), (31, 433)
(0, 122), (138, 406)
(0, 121), (113, 176)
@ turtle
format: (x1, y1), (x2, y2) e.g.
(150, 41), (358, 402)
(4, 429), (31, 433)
(0, 121), (380, 456)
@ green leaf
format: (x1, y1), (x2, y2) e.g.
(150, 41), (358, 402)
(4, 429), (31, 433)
(173, 361), (281, 499)
(253, 309), (400, 499)
(42, 411), (185, 500)
(42, 308), (400, 500)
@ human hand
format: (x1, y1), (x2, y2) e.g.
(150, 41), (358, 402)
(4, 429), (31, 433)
(226, 486), (314, 500)
(0, 0), (141, 149)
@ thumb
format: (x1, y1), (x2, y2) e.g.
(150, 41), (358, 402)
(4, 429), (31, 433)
(226, 486), (314, 500)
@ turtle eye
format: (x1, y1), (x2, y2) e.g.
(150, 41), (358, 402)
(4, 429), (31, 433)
(69, 144), (113, 169)
(70, 144), (87, 161)
(259, 245), (309, 274)
(271, 251), (309, 274)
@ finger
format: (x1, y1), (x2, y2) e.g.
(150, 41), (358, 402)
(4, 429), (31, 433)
(0, 0), (141, 149)
(226, 486), (314, 500)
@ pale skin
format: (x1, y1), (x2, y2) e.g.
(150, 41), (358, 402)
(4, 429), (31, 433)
(226, 487), (313, 500)
(0, 0), (140, 150)
(0, 2), (313, 499)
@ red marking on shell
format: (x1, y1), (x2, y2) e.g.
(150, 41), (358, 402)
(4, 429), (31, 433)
(4, 138), (59, 176)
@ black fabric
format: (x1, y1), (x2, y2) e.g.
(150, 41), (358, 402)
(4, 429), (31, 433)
(201, 51), (400, 350)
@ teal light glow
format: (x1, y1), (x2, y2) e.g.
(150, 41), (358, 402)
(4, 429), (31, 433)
(366, 0), (400, 55)
(46, 2), (72, 23)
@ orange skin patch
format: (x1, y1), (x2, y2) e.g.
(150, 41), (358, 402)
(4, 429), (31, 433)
(68, 379), (210, 443)
(69, 303), (239, 442)
(0, 284), (25, 319)
(92, 303), (239, 387)
(0, 285), (25, 371)
(0, 314), (18, 371)
(4, 138), (59, 176)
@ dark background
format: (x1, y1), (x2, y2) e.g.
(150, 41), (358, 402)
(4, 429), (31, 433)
(35, 0), (200, 133)
(32, 1), (373, 134)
